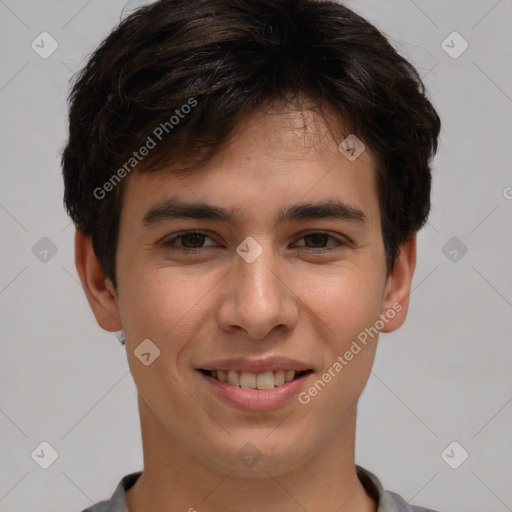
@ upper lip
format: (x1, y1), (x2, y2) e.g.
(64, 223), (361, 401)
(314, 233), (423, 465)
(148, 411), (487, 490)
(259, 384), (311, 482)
(198, 356), (313, 373)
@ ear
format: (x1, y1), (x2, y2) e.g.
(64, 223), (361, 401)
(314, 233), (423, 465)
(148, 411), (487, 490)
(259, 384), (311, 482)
(380, 235), (417, 333)
(74, 228), (122, 332)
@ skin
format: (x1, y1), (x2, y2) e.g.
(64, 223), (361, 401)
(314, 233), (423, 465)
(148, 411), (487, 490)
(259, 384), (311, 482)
(75, 102), (416, 512)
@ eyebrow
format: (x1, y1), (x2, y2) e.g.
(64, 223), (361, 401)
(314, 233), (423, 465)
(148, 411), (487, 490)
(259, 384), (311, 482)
(142, 197), (368, 228)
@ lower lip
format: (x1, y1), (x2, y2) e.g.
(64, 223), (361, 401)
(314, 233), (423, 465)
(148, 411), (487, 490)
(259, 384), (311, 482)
(198, 371), (312, 411)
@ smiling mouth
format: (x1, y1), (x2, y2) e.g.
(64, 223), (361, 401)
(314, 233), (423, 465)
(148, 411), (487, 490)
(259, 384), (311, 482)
(198, 369), (313, 389)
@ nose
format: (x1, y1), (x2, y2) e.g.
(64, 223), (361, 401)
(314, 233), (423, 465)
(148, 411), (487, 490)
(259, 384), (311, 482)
(216, 239), (299, 341)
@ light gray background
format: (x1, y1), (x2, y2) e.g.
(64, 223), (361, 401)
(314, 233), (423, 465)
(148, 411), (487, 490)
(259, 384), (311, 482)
(1, 1), (511, 511)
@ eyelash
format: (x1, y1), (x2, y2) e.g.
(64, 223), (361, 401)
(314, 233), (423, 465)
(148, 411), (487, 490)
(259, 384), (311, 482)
(162, 230), (347, 253)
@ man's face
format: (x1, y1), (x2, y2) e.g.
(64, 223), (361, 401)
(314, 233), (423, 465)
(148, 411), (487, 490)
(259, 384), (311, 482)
(112, 105), (399, 475)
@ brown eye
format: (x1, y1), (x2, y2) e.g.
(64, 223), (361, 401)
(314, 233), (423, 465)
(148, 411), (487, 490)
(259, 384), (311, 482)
(303, 233), (330, 248)
(179, 233), (206, 248)
(163, 231), (216, 251)
(294, 232), (344, 252)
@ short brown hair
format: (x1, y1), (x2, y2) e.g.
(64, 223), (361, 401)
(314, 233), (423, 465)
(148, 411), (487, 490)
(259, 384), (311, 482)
(62, 0), (441, 289)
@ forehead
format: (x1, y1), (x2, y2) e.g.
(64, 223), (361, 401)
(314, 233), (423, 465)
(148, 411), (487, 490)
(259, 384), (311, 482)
(119, 105), (380, 231)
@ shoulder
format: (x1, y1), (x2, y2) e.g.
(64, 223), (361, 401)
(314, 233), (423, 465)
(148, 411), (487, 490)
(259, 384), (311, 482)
(80, 499), (112, 512)
(381, 489), (441, 512)
(356, 465), (441, 512)
(79, 472), (141, 512)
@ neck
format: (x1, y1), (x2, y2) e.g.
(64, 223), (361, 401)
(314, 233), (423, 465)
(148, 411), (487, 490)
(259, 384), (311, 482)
(126, 396), (376, 512)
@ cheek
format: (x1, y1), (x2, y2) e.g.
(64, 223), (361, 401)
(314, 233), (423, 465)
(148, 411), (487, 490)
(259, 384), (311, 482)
(117, 265), (231, 376)
(120, 269), (209, 337)
(317, 269), (385, 397)
(295, 264), (385, 411)
(116, 270), (208, 405)
(300, 263), (385, 346)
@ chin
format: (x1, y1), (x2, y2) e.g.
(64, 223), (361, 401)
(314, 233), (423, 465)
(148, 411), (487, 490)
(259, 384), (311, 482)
(206, 429), (314, 477)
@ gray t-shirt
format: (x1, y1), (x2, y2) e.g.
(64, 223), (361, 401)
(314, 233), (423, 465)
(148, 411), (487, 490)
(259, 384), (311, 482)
(80, 465), (440, 511)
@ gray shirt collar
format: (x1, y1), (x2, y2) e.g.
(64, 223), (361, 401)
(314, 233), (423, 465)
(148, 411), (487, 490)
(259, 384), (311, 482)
(82, 465), (439, 512)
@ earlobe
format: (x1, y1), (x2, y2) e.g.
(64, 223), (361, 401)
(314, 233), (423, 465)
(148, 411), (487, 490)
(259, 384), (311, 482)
(74, 228), (122, 332)
(380, 235), (417, 333)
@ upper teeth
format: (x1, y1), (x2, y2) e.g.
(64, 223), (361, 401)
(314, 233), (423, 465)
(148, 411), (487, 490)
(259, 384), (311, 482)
(211, 369), (298, 389)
